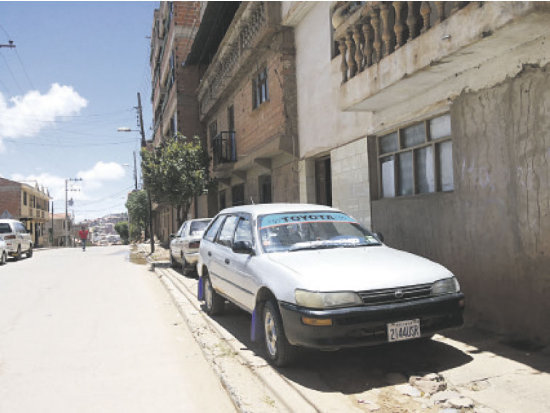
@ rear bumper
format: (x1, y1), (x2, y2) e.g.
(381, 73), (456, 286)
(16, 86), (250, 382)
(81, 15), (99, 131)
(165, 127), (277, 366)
(184, 251), (200, 265)
(279, 293), (464, 350)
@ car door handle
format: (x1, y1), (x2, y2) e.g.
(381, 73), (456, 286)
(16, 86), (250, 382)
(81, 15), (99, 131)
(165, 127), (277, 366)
(208, 251), (212, 257)
(225, 258), (230, 265)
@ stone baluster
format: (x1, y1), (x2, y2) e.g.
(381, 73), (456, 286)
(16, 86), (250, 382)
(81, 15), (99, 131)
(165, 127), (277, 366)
(435, 2), (445, 22)
(380, 3), (393, 57)
(371, 5), (382, 63)
(406, 1), (419, 42)
(393, 2), (405, 49)
(353, 25), (364, 72)
(420, 1), (431, 33)
(345, 31), (357, 78)
(362, 14), (373, 68)
(338, 39), (348, 83)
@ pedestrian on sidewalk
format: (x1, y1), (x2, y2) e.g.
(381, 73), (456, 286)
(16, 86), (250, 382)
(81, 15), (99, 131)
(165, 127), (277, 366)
(78, 226), (89, 251)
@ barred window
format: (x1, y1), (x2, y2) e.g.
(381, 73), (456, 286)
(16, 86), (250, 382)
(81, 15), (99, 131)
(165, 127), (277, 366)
(252, 67), (269, 109)
(378, 114), (453, 198)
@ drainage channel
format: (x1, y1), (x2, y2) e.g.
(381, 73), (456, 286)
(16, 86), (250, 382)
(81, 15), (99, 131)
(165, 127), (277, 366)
(157, 267), (320, 413)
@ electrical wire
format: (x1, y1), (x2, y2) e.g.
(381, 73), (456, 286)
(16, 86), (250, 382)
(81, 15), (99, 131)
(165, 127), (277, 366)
(0, 52), (24, 94)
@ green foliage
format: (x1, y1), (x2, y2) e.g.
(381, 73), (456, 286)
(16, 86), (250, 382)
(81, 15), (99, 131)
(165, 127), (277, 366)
(114, 221), (129, 244)
(141, 134), (210, 220)
(125, 190), (149, 241)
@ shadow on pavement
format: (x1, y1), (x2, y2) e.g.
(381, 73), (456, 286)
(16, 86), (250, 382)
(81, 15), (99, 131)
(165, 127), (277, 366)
(208, 303), (473, 394)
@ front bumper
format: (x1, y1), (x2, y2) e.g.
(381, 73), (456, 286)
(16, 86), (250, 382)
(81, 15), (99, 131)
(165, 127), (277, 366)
(279, 293), (464, 349)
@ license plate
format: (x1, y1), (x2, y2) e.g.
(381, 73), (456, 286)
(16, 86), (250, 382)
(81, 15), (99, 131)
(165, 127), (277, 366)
(387, 319), (421, 342)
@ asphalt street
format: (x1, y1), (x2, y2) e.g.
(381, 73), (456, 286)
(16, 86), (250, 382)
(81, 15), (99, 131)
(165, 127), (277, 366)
(0, 246), (235, 413)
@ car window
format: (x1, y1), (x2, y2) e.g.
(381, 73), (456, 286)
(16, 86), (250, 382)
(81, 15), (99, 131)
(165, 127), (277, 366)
(15, 223), (26, 233)
(190, 220), (209, 235)
(0, 223), (11, 234)
(176, 223), (185, 237)
(217, 215), (239, 248)
(204, 215), (225, 242)
(234, 218), (253, 247)
(258, 212), (381, 253)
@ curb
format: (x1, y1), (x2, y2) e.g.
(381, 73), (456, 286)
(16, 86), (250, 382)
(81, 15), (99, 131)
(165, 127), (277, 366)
(154, 266), (319, 413)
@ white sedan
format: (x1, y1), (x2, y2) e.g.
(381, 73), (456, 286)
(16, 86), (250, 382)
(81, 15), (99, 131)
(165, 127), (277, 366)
(197, 204), (465, 366)
(170, 218), (211, 274)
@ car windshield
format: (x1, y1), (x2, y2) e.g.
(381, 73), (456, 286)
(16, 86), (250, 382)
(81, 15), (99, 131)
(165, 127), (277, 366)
(0, 223), (11, 234)
(190, 220), (210, 235)
(258, 212), (381, 253)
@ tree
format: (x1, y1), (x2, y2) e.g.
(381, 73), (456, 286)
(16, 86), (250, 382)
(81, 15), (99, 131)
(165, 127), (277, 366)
(114, 221), (129, 244)
(141, 134), (210, 227)
(125, 190), (149, 241)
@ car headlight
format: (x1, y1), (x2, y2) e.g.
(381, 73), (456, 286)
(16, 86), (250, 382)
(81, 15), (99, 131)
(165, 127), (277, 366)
(431, 277), (460, 295)
(295, 289), (362, 309)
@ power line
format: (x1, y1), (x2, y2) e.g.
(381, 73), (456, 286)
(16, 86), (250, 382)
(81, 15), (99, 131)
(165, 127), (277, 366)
(0, 52), (24, 94)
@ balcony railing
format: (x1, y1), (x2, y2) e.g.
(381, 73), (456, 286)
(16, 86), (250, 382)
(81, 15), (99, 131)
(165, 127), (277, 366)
(333, 1), (470, 84)
(212, 131), (236, 166)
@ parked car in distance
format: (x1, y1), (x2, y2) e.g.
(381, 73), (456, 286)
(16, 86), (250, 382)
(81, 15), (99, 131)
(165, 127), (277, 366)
(197, 203), (465, 366)
(0, 219), (33, 261)
(0, 239), (7, 265)
(170, 218), (211, 274)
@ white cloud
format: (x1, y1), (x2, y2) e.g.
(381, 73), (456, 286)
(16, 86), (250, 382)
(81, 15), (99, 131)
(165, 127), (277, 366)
(0, 83), (88, 145)
(11, 162), (127, 206)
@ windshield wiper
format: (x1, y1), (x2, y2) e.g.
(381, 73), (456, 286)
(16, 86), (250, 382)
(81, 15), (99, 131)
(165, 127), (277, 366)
(288, 239), (379, 252)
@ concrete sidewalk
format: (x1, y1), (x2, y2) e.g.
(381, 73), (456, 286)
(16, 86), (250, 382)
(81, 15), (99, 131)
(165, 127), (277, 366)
(147, 246), (550, 413)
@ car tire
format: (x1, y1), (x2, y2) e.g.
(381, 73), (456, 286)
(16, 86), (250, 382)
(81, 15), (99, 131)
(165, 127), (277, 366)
(0, 251), (6, 265)
(13, 245), (21, 261)
(262, 300), (296, 367)
(181, 255), (190, 275)
(26, 246), (33, 258)
(204, 275), (224, 316)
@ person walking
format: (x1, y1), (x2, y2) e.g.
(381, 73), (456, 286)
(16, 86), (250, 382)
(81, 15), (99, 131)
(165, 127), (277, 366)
(78, 226), (89, 251)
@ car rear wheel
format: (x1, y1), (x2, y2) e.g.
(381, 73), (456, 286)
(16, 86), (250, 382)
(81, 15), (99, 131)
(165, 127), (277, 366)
(0, 251), (6, 265)
(204, 275), (224, 315)
(262, 300), (296, 367)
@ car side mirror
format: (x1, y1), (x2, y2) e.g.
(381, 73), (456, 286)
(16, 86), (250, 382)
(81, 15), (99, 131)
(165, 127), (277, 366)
(232, 241), (254, 255)
(169, 234), (176, 239)
(374, 232), (384, 243)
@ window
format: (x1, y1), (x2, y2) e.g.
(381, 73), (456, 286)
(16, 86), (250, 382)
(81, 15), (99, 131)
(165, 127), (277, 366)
(227, 105), (235, 131)
(23, 192), (27, 206)
(259, 175), (272, 203)
(217, 215), (239, 248)
(204, 215), (225, 242)
(377, 114), (453, 198)
(234, 217), (253, 248)
(232, 184), (245, 206)
(252, 67), (269, 109)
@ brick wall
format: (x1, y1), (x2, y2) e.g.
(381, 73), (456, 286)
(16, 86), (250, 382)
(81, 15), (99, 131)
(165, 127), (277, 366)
(0, 178), (22, 217)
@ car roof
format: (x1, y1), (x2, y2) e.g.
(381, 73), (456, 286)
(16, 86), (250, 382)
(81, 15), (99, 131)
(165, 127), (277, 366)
(0, 219), (19, 224)
(217, 203), (341, 218)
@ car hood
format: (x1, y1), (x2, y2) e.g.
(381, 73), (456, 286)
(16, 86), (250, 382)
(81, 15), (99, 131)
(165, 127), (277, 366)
(265, 246), (454, 291)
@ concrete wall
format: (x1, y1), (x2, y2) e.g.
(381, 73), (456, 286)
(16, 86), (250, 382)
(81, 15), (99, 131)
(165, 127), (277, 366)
(371, 64), (550, 344)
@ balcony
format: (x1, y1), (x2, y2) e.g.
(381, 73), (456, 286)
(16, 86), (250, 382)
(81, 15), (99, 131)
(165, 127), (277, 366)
(333, 2), (550, 112)
(212, 131), (237, 167)
(197, 2), (281, 120)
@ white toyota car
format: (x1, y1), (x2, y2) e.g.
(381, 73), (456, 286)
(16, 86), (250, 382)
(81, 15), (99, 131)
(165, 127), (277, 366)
(0, 219), (33, 261)
(197, 204), (464, 366)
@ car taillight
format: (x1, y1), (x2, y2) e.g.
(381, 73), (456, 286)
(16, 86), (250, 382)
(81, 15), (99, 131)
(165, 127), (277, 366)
(4, 235), (15, 240)
(189, 241), (200, 249)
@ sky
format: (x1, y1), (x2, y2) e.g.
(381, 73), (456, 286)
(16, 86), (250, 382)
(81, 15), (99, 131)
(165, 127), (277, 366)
(0, 1), (157, 221)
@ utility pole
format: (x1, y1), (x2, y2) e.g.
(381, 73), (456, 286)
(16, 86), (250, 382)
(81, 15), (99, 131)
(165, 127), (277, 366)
(136, 92), (154, 253)
(65, 178), (82, 247)
(133, 151), (138, 190)
(51, 201), (54, 247)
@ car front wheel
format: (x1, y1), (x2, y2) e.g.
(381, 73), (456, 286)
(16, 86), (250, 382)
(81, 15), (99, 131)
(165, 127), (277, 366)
(262, 300), (296, 367)
(13, 245), (21, 261)
(204, 275), (224, 315)
(26, 247), (33, 258)
(170, 252), (177, 268)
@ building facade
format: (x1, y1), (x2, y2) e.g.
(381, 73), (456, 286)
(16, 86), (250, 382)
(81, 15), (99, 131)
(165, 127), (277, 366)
(149, 1), (205, 244)
(0, 177), (51, 246)
(283, 1), (550, 345)
(188, 2), (300, 215)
